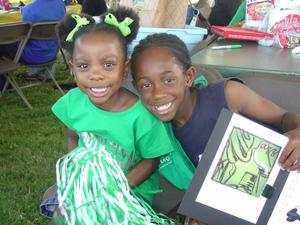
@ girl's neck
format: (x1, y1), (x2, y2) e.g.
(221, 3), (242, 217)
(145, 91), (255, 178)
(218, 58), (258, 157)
(172, 88), (197, 128)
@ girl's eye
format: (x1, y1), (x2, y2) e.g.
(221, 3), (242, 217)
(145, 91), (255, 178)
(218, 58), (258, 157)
(164, 78), (175, 84)
(77, 64), (88, 69)
(141, 83), (152, 89)
(104, 62), (114, 69)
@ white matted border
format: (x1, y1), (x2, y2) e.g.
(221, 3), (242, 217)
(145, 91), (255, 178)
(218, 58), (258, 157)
(196, 113), (288, 224)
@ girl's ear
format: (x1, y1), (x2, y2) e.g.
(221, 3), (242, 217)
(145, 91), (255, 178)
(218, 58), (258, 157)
(122, 60), (130, 80)
(185, 65), (196, 87)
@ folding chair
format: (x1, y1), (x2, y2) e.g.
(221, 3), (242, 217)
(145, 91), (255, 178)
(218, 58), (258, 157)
(21, 21), (65, 95)
(0, 21), (33, 109)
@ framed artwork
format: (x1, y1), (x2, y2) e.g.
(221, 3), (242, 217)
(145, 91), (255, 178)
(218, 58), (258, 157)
(178, 109), (290, 225)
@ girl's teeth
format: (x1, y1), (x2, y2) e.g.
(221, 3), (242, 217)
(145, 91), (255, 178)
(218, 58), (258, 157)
(155, 102), (171, 111)
(91, 87), (107, 93)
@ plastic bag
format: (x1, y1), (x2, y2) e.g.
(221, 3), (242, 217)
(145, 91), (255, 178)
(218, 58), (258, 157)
(265, 7), (300, 48)
(245, 0), (275, 30)
(275, 0), (300, 9)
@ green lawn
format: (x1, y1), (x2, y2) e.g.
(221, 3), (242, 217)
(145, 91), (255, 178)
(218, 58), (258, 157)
(0, 61), (69, 225)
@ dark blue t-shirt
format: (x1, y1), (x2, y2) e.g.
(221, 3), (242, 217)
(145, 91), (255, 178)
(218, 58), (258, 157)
(173, 80), (229, 166)
(173, 79), (281, 167)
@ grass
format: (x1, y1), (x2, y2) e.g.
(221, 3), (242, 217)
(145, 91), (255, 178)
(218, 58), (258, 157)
(0, 60), (69, 225)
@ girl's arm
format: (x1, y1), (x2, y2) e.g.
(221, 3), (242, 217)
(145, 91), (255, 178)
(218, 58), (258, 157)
(67, 129), (78, 152)
(225, 80), (300, 171)
(126, 158), (159, 188)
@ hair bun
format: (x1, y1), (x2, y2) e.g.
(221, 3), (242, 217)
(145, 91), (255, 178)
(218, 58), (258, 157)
(103, 6), (140, 44)
(56, 13), (96, 53)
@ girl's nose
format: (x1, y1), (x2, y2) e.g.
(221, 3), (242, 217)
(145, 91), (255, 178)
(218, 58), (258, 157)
(152, 85), (166, 100)
(90, 68), (104, 81)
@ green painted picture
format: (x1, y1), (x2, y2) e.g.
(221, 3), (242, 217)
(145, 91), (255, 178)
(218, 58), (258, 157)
(212, 127), (281, 197)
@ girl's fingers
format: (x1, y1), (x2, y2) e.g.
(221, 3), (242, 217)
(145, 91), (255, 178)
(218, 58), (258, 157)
(278, 143), (294, 169)
(288, 159), (300, 171)
(280, 147), (300, 171)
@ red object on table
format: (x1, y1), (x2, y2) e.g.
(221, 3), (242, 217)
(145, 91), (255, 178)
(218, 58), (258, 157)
(211, 25), (274, 41)
(0, 0), (10, 10)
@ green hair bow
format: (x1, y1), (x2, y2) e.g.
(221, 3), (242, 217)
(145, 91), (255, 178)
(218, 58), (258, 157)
(66, 14), (90, 42)
(104, 13), (134, 37)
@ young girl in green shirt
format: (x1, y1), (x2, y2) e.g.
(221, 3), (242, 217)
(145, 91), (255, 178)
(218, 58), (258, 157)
(48, 7), (192, 225)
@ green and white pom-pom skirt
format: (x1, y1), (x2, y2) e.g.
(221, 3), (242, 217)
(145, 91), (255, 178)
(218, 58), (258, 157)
(54, 145), (173, 225)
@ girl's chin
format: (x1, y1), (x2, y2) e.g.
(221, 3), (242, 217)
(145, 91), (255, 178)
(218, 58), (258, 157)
(152, 111), (174, 122)
(88, 95), (110, 106)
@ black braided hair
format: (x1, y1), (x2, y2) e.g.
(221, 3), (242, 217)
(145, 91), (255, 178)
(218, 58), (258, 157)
(56, 6), (139, 56)
(130, 33), (192, 80)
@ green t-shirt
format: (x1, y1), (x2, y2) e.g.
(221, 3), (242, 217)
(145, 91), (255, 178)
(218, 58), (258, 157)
(159, 123), (195, 190)
(52, 88), (174, 203)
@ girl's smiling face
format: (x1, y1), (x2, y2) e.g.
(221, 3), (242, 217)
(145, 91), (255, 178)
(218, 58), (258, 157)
(70, 31), (128, 110)
(134, 46), (195, 125)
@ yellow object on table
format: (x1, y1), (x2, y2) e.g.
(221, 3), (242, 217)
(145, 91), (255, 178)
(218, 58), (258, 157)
(66, 4), (82, 15)
(0, 4), (82, 24)
(0, 11), (21, 23)
(8, 0), (32, 5)
(9, 0), (32, 4)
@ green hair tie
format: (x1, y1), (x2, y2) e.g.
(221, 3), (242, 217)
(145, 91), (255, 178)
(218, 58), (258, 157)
(104, 13), (134, 37)
(66, 14), (90, 42)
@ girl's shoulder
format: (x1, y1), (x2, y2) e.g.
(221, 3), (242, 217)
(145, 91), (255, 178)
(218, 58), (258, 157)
(197, 78), (243, 94)
(53, 87), (88, 110)
(194, 78), (244, 111)
(52, 87), (86, 110)
(120, 87), (153, 117)
(126, 98), (164, 125)
(127, 98), (152, 116)
(63, 87), (86, 101)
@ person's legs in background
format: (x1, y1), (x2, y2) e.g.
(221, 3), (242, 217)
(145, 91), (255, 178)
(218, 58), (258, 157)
(21, 64), (56, 81)
(28, 64), (56, 80)
(0, 75), (6, 92)
(0, 43), (18, 92)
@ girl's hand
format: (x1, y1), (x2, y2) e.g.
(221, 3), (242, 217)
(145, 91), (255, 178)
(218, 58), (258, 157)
(278, 128), (300, 172)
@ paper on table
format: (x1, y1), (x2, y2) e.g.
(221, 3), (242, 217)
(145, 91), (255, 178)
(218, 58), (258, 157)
(267, 172), (300, 225)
